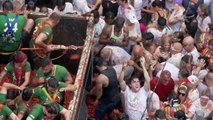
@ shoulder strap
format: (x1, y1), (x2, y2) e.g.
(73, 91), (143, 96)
(4, 14), (18, 32)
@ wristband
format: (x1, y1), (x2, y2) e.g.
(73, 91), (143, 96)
(112, 36), (118, 41)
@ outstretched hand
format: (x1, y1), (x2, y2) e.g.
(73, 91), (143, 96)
(68, 45), (79, 50)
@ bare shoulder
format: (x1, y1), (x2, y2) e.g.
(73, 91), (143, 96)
(96, 74), (109, 86)
(104, 24), (113, 32)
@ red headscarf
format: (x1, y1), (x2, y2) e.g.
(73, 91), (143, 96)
(14, 52), (27, 63)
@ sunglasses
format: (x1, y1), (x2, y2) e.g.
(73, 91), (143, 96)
(178, 92), (186, 96)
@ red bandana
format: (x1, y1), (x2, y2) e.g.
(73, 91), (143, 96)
(14, 52), (27, 63)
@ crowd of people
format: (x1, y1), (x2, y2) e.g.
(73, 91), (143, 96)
(0, 0), (213, 120)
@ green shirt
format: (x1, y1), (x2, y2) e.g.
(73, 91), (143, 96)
(36, 65), (69, 82)
(0, 104), (13, 120)
(0, 93), (12, 120)
(4, 62), (31, 84)
(14, 96), (30, 117)
(33, 82), (67, 104)
(0, 93), (6, 104)
(30, 18), (53, 57)
(0, 13), (26, 52)
(28, 104), (64, 120)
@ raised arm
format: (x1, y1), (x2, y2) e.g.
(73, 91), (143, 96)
(140, 57), (151, 91)
(118, 64), (127, 91)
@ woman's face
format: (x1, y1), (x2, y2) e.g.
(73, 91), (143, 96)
(197, 7), (204, 16)
(200, 96), (209, 106)
(163, 42), (171, 51)
(178, 90), (186, 101)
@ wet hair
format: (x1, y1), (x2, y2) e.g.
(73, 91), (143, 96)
(179, 68), (190, 78)
(105, 11), (115, 21)
(40, 57), (52, 68)
(184, 9), (195, 22)
(174, 110), (186, 120)
(47, 77), (59, 89)
(22, 87), (33, 101)
(93, 10), (100, 18)
(173, 31), (185, 43)
(56, 0), (65, 6)
(43, 102), (60, 115)
(2, 0), (14, 11)
(93, 57), (107, 67)
(27, 0), (36, 11)
(181, 55), (193, 64)
(157, 16), (167, 29)
(113, 17), (125, 28)
(152, 0), (164, 8)
(155, 109), (166, 119)
(126, 75), (142, 86)
(142, 32), (154, 41)
(49, 12), (61, 22)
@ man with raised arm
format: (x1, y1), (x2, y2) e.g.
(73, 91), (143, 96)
(118, 57), (160, 119)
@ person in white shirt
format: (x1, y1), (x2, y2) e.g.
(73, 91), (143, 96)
(118, 57), (160, 120)
(53, 0), (74, 14)
(195, 4), (211, 41)
(187, 88), (213, 119)
(128, 0), (143, 20)
(182, 36), (200, 65)
(117, 0), (136, 20)
(184, 75), (200, 102)
(167, 42), (184, 68)
(73, 0), (91, 14)
(93, 10), (106, 55)
(100, 45), (131, 66)
(147, 17), (173, 45)
(168, 2), (185, 32)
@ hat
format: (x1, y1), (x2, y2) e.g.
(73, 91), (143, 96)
(125, 12), (138, 23)
(185, 75), (199, 85)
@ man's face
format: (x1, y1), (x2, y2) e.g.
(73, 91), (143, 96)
(160, 74), (171, 85)
(94, 17), (99, 24)
(130, 78), (141, 92)
(114, 26), (122, 33)
(42, 64), (53, 75)
(47, 85), (57, 95)
(183, 41), (193, 52)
